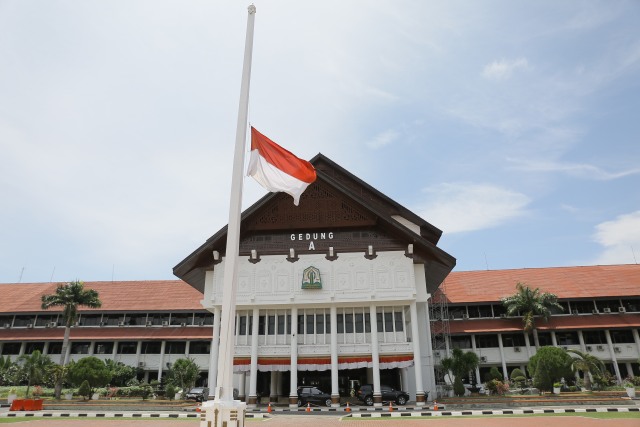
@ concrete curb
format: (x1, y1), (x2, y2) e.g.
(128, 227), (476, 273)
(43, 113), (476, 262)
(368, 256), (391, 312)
(0, 411), (268, 419)
(348, 406), (640, 418)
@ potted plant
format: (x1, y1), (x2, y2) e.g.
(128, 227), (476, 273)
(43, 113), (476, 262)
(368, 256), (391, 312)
(553, 382), (561, 394)
(623, 377), (636, 398)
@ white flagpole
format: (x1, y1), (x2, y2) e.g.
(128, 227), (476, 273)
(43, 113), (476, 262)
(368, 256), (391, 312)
(216, 4), (256, 402)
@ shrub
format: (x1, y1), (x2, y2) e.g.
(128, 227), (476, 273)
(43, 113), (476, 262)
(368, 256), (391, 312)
(166, 383), (177, 401)
(528, 346), (573, 392)
(453, 377), (466, 397)
(78, 380), (91, 400)
(67, 357), (111, 395)
(510, 368), (526, 380)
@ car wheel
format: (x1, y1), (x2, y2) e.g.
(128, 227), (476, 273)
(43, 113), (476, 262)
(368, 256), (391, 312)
(365, 396), (374, 406)
(297, 399), (303, 407)
(396, 395), (407, 405)
(325, 398), (332, 407)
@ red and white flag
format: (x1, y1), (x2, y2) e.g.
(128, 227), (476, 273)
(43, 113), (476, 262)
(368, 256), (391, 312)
(247, 127), (316, 205)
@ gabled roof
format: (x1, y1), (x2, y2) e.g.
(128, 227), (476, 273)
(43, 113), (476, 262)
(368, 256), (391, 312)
(439, 264), (640, 303)
(173, 153), (455, 293)
(0, 281), (205, 313)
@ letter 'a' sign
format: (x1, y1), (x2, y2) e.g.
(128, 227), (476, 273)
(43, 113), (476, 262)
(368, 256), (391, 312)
(302, 266), (322, 289)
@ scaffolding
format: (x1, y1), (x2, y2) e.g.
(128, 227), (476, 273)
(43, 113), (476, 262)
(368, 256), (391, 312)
(429, 279), (450, 398)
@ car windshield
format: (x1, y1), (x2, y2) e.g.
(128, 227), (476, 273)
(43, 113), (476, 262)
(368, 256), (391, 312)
(190, 388), (204, 393)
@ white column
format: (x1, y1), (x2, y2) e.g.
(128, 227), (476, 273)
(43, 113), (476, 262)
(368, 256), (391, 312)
(112, 342), (118, 360)
(524, 333), (532, 358)
(369, 304), (382, 406)
(604, 330), (622, 383)
(158, 341), (166, 381)
(88, 341), (96, 355)
(551, 331), (558, 346)
(269, 371), (278, 401)
(238, 372), (246, 400)
(330, 306), (339, 406)
(208, 306), (222, 397)
(409, 302), (425, 405)
(577, 330), (586, 352)
(632, 329), (640, 355)
(42, 342), (50, 356)
(289, 307), (298, 408)
(248, 307), (260, 406)
(421, 300), (436, 401)
(471, 335), (480, 385)
(18, 342), (26, 356)
(136, 341), (143, 368)
(185, 341), (191, 357)
(497, 333), (508, 380)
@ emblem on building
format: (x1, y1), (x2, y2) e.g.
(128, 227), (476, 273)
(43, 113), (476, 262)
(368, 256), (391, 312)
(302, 266), (322, 289)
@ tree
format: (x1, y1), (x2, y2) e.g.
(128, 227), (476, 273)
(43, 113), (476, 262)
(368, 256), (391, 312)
(501, 282), (563, 348)
(168, 358), (200, 396)
(17, 350), (53, 398)
(440, 348), (480, 396)
(67, 357), (111, 396)
(41, 280), (102, 399)
(566, 349), (605, 391)
(0, 355), (17, 386)
(78, 380), (91, 400)
(527, 346), (573, 392)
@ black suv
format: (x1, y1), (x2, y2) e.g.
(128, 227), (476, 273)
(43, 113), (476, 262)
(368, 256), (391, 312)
(357, 384), (409, 406)
(297, 386), (332, 407)
(185, 387), (209, 403)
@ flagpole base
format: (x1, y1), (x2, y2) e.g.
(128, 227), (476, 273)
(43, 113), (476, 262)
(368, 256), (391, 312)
(200, 398), (246, 427)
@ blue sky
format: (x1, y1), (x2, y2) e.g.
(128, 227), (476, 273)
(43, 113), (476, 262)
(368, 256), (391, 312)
(1, 1), (639, 283)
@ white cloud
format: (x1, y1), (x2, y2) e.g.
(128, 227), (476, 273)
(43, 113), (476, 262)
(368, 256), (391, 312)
(507, 158), (640, 180)
(367, 129), (399, 149)
(482, 58), (529, 80)
(417, 183), (531, 234)
(593, 211), (640, 264)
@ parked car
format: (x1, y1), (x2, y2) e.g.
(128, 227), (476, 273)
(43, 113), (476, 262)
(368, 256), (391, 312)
(297, 386), (332, 407)
(357, 384), (410, 406)
(185, 387), (209, 402)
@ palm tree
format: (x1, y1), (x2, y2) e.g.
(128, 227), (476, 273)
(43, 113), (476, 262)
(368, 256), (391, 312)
(567, 349), (604, 391)
(501, 282), (563, 348)
(18, 350), (52, 398)
(41, 280), (101, 399)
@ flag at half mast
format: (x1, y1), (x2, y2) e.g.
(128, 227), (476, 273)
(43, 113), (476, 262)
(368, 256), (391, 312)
(247, 127), (316, 205)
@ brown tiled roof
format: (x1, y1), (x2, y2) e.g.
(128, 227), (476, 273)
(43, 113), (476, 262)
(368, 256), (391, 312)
(447, 314), (640, 334)
(439, 264), (640, 303)
(0, 326), (213, 341)
(0, 281), (204, 313)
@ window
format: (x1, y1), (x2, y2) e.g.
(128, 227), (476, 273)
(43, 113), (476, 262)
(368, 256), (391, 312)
(610, 330), (634, 344)
(394, 311), (404, 332)
(13, 315), (35, 327)
(2, 343), (21, 355)
(468, 305), (492, 318)
(141, 341), (162, 354)
(449, 307), (466, 320)
(258, 316), (266, 335)
(344, 312), (354, 333)
(238, 316), (248, 335)
(595, 300), (621, 312)
(117, 342), (138, 354)
(298, 315), (305, 334)
(0, 316), (13, 327)
(170, 314), (191, 326)
(555, 331), (579, 345)
(166, 342), (186, 354)
(492, 305), (506, 317)
(450, 335), (472, 349)
(304, 314), (313, 334)
(94, 342), (114, 354)
(189, 341), (211, 354)
(337, 312), (344, 334)
(622, 298), (640, 312)
(148, 313), (170, 326)
(570, 300), (595, 314)
(501, 333), (525, 347)
(35, 315), (57, 327)
(127, 314), (147, 326)
(475, 335), (499, 348)
(268, 315), (276, 335)
(582, 331), (606, 344)
(71, 342), (90, 354)
(278, 314), (286, 335)
(193, 313), (214, 326)
(376, 312), (383, 332)
(354, 312), (364, 333)
(25, 342), (45, 354)
(315, 313), (325, 335)
(79, 315), (101, 326)
(101, 314), (122, 326)
(47, 342), (62, 354)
